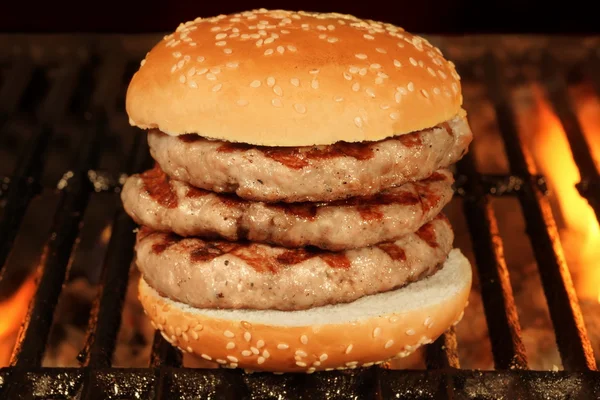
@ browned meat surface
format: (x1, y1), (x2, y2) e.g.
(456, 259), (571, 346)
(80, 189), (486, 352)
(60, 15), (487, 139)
(134, 215), (453, 311)
(122, 166), (454, 251)
(147, 114), (472, 203)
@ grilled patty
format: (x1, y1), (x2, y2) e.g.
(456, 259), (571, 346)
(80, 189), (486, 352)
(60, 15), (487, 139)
(147, 114), (472, 203)
(122, 165), (454, 251)
(134, 214), (453, 311)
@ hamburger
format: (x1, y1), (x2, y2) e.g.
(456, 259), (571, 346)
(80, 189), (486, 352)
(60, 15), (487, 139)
(122, 8), (473, 373)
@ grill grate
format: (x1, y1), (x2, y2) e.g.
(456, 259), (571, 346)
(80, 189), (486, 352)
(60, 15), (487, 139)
(0, 33), (599, 399)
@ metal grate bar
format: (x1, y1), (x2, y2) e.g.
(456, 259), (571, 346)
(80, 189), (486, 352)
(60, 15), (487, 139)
(483, 53), (597, 371)
(36, 62), (83, 124)
(4, 114), (105, 370)
(456, 151), (528, 369)
(0, 57), (35, 119)
(425, 327), (459, 370)
(0, 124), (49, 276)
(91, 55), (127, 112)
(540, 53), (600, 222)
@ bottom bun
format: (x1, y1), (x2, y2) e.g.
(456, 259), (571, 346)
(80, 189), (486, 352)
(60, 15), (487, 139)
(138, 248), (472, 373)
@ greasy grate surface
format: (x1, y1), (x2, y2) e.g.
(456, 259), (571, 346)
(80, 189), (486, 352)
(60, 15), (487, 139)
(0, 33), (599, 399)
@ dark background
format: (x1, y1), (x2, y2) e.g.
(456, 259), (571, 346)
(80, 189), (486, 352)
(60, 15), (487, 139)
(1, 0), (599, 34)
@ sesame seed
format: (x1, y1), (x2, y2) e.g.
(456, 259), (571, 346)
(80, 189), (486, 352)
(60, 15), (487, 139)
(355, 53), (367, 60)
(433, 87), (441, 95)
(334, 96), (344, 102)
(170, 65), (177, 73)
(349, 66), (359, 74)
(242, 350), (252, 356)
(373, 327), (382, 337)
(300, 335), (308, 345)
(177, 60), (185, 69)
(223, 330), (234, 338)
(277, 343), (289, 350)
(226, 342), (236, 349)
(257, 357), (266, 365)
(370, 63), (381, 69)
(243, 332), (252, 342)
(264, 37), (275, 44)
(407, 82), (415, 92)
(317, 25), (326, 30)
(188, 81), (198, 89)
(363, 34), (375, 40)
(375, 77), (384, 85)
(173, 51), (182, 58)
(281, 29), (290, 34)
(343, 72), (352, 81)
(395, 92), (402, 103)
(294, 104), (306, 114)
(290, 78), (300, 87)
(216, 359), (227, 365)
(307, 367), (316, 374)
(327, 37), (339, 43)
(385, 340), (394, 349)
(319, 34), (327, 40)
(313, 361), (321, 367)
(363, 362), (375, 367)
(406, 329), (416, 336)
(251, 347), (259, 355)
(366, 88), (376, 98)
(452, 82), (459, 93)
(295, 350), (308, 357)
(196, 68), (208, 75)
(215, 33), (227, 40)
(190, 330), (199, 340)
(354, 116), (363, 128)
(277, 46), (285, 54)
(398, 87), (408, 95)
(380, 104), (390, 110)
(438, 70), (447, 79)
(201, 353), (212, 360)
(216, 41), (227, 46)
(263, 350), (270, 359)
(210, 26), (221, 32)
(311, 79), (319, 89)
(393, 59), (402, 68)
(376, 48), (387, 54)
(197, 56), (205, 62)
(296, 361), (307, 367)
(227, 355), (239, 363)
(224, 48), (232, 54)
(187, 67), (196, 76)
(345, 344), (353, 354)
(409, 57), (418, 66)
(271, 98), (282, 107)
(212, 83), (223, 92)
(421, 89), (429, 98)
(250, 80), (261, 88)
(287, 45), (297, 52)
(179, 75), (186, 84)
(264, 49), (274, 56)
(186, 346), (193, 353)
(427, 67), (436, 76)
(359, 68), (367, 76)
(309, 68), (320, 74)
(320, 354), (328, 361)
(273, 85), (283, 96)
(210, 67), (221, 74)
(397, 42), (405, 48)
(352, 82), (360, 92)
(256, 340), (265, 348)
(267, 77), (275, 87)
(226, 61), (239, 68)
(327, 24), (335, 30)
(206, 73), (217, 81)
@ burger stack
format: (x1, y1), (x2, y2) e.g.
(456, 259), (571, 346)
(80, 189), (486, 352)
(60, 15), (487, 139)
(121, 9), (474, 373)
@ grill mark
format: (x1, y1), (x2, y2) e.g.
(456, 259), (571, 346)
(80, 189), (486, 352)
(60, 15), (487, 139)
(398, 132), (423, 148)
(217, 141), (374, 169)
(186, 186), (210, 198)
(329, 189), (421, 207)
(416, 222), (438, 248)
(357, 206), (384, 221)
(190, 241), (240, 262)
(232, 246), (282, 273)
(140, 164), (178, 208)
(377, 243), (407, 261)
(319, 253), (351, 269)
(152, 233), (180, 254)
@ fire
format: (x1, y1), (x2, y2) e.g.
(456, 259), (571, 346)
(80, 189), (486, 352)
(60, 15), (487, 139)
(0, 273), (37, 366)
(525, 84), (600, 303)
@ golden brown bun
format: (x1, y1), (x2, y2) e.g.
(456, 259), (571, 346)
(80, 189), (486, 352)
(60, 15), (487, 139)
(138, 249), (471, 373)
(126, 9), (464, 146)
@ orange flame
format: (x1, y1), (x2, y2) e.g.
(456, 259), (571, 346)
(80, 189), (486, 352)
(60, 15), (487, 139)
(0, 273), (37, 366)
(529, 85), (600, 303)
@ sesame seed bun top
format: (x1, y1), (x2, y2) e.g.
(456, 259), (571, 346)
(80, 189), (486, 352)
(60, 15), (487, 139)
(126, 9), (464, 146)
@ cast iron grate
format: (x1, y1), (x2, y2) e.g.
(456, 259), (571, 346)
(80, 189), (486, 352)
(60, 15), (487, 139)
(0, 34), (598, 399)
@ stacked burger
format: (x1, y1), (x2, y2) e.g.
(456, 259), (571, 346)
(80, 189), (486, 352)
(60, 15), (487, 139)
(122, 9), (474, 373)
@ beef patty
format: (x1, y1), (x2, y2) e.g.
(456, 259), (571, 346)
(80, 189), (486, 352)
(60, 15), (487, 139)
(134, 214), (453, 311)
(147, 114), (472, 203)
(122, 165), (454, 251)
